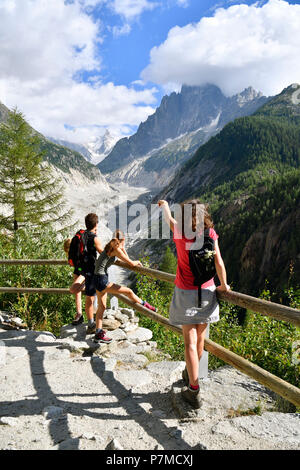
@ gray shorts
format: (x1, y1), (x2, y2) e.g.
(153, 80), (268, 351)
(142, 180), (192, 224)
(169, 285), (219, 326)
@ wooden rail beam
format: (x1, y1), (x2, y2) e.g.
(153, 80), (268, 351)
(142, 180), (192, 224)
(0, 284), (299, 406)
(0, 287), (70, 294)
(114, 260), (300, 327)
(1, 259), (300, 327)
(113, 292), (300, 408)
(0, 259), (67, 265)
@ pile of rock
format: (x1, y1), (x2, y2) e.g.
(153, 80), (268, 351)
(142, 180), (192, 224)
(58, 307), (167, 367)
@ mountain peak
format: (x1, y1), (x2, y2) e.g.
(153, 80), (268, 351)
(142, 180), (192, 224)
(234, 86), (263, 105)
(98, 83), (268, 174)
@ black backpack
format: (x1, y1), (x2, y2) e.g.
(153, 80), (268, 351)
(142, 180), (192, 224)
(68, 229), (89, 272)
(188, 228), (216, 307)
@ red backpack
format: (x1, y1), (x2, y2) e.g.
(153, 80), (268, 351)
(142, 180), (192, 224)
(68, 229), (89, 270)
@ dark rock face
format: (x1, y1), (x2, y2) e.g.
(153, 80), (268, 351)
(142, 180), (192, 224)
(99, 84), (269, 174)
(239, 207), (300, 293)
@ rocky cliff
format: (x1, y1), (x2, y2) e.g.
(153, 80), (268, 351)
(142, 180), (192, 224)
(99, 84), (269, 184)
(129, 84), (300, 296)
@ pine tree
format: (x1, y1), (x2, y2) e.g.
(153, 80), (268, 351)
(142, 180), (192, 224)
(0, 108), (72, 234)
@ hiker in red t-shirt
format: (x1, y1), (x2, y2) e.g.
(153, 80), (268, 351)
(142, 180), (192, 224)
(158, 199), (230, 409)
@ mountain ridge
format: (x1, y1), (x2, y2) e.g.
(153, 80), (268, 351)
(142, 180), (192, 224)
(131, 84), (300, 296)
(0, 101), (103, 181)
(98, 84), (269, 176)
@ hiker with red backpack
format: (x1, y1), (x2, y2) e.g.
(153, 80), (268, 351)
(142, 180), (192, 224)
(67, 213), (103, 333)
(158, 199), (230, 409)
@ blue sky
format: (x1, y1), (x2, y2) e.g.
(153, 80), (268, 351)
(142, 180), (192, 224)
(0, 0), (299, 144)
(98, 1), (227, 87)
(82, 0), (266, 102)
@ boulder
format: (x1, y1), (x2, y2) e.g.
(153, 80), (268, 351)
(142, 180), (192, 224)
(116, 341), (138, 355)
(103, 309), (117, 319)
(127, 327), (153, 344)
(120, 308), (135, 319)
(106, 438), (123, 450)
(102, 319), (121, 331)
(108, 329), (127, 341)
(34, 333), (56, 343)
(123, 323), (138, 333)
(115, 312), (130, 324)
(135, 343), (152, 354)
(0, 417), (19, 426)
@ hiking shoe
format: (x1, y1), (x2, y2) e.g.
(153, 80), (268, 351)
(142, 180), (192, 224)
(143, 301), (156, 312)
(93, 329), (112, 344)
(181, 386), (202, 409)
(86, 322), (96, 335)
(72, 315), (84, 326)
(182, 367), (189, 386)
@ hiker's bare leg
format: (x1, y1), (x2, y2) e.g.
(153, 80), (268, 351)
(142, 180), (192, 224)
(70, 274), (85, 295)
(85, 295), (94, 322)
(105, 283), (142, 304)
(182, 324), (200, 387)
(196, 323), (207, 361)
(72, 274), (83, 320)
(95, 291), (107, 330)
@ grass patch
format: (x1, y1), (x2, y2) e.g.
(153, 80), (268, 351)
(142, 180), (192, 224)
(226, 402), (263, 418)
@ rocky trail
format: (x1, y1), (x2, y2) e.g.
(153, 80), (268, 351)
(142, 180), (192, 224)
(0, 310), (299, 451)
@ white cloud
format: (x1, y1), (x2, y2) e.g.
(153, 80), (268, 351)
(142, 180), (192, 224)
(131, 79), (146, 86)
(0, 0), (101, 82)
(0, 0), (157, 143)
(0, 76), (157, 143)
(176, 0), (189, 7)
(110, 0), (158, 20)
(111, 22), (132, 36)
(142, 0), (300, 96)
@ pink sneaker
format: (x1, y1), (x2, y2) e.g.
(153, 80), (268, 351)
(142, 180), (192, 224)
(143, 301), (156, 312)
(93, 329), (112, 343)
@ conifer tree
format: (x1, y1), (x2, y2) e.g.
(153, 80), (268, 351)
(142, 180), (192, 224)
(0, 108), (72, 233)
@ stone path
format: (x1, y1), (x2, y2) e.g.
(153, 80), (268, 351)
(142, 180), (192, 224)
(0, 310), (299, 450)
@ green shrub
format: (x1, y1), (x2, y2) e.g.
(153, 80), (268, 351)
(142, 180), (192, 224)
(134, 258), (300, 387)
(0, 228), (78, 335)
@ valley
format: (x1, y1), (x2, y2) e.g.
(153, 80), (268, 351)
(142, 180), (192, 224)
(1, 83), (299, 297)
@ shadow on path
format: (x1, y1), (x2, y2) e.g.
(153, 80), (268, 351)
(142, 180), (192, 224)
(0, 329), (193, 450)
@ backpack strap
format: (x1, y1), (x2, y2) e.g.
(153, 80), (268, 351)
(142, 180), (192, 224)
(198, 287), (202, 308)
(81, 230), (89, 253)
(204, 227), (211, 238)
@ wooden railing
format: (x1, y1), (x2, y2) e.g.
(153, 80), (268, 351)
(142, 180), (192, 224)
(0, 258), (299, 407)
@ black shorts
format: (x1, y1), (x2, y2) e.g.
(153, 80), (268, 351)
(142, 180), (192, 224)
(73, 267), (84, 277)
(83, 272), (96, 297)
(94, 274), (109, 293)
